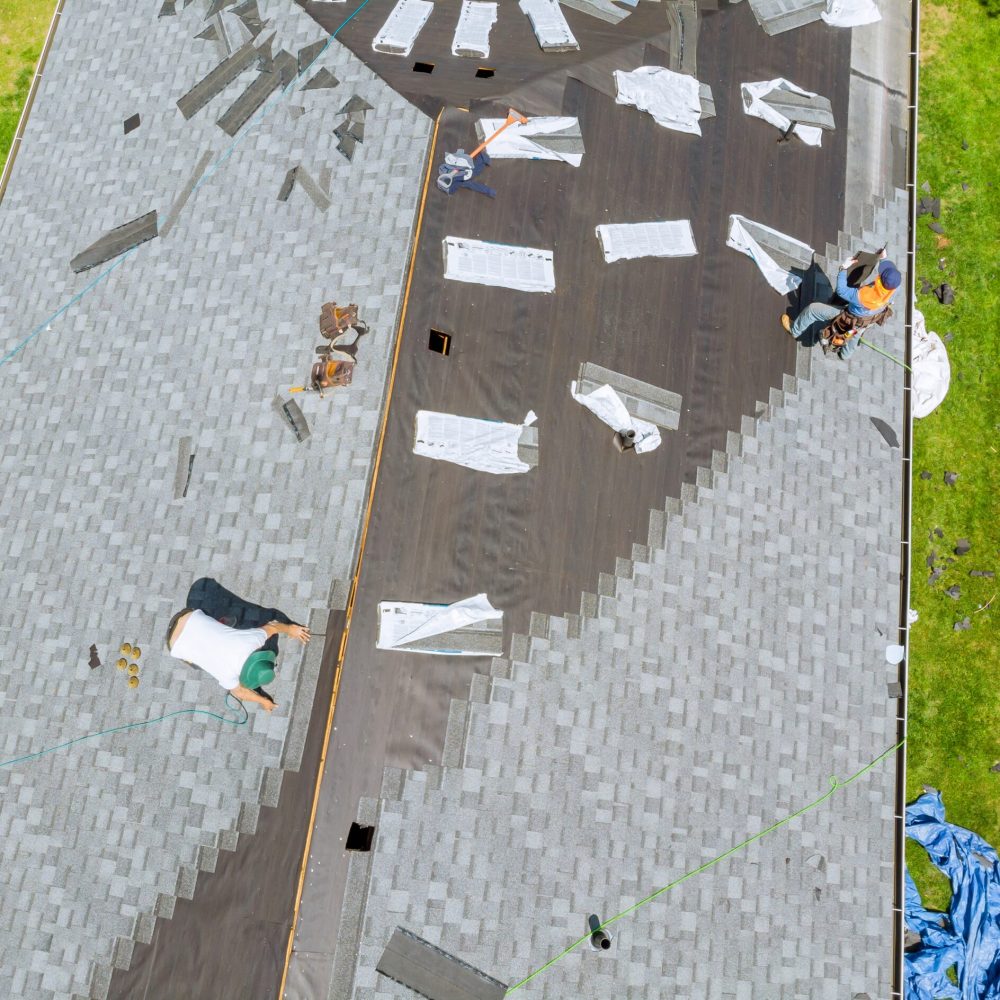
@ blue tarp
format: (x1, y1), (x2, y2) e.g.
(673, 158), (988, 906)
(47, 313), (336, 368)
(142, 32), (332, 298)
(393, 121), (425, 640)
(906, 790), (1000, 999)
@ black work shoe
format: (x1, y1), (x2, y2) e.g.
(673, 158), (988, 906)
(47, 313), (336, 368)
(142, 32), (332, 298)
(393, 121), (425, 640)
(254, 687), (275, 705)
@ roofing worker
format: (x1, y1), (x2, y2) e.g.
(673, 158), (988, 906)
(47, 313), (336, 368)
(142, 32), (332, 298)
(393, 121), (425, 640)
(781, 252), (901, 359)
(165, 608), (310, 712)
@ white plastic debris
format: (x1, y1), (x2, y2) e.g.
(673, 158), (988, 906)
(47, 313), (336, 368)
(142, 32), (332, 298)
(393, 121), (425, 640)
(477, 116), (583, 166)
(909, 609), (920, 625)
(519, 0), (579, 51)
(414, 410), (537, 474)
(821, 0), (880, 26)
(452, 1), (497, 57)
(377, 594), (502, 654)
(372, 0), (434, 56)
(570, 382), (661, 454)
(741, 79), (825, 147)
(885, 644), (905, 665)
(726, 215), (813, 295)
(595, 221), (697, 263)
(912, 309), (951, 419)
(614, 66), (705, 135)
(443, 237), (555, 292)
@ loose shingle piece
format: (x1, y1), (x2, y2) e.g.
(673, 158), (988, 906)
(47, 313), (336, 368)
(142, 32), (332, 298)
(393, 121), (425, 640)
(870, 416), (899, 449)
(944, 471), (959, 486)
(302, 67), (339, 90)
(70, 211), (159, 273)
(955, 538), (971, 556)
(945, 585), (961, 599)
(934, 283), (955, 304)
(954, 617), (972, 631)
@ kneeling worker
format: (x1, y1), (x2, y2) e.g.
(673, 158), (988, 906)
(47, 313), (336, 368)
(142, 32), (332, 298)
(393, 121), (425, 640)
(782, 252), (901, 359)
(166, 608), (310, 711)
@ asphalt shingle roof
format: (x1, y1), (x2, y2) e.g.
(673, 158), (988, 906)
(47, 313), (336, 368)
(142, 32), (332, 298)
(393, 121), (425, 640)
(0, 1), (430, 996)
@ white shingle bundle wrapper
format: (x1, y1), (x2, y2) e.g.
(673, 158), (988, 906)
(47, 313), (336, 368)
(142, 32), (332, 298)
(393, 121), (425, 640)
(372, 0), (434, 55)
(726, 215), (813, 295)
(570, 382), (661, 454)
(741, 78), (825, 147)
(519, 0), (579, 51)
(443, 237), (556, 292)
(822, 0), (880, 25)
(911, 310), (951, 418)
(477, 117), (584, 166)
(595, 221), (697, 262)
(452, 1), (497, 57)
(413, 410), (537, 473)
(376, 594), (502, 654)
(614, 66), (705, 135)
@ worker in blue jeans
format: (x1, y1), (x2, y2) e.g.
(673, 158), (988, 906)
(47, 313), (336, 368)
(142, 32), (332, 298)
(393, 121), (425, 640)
(781, 253), (901, 359)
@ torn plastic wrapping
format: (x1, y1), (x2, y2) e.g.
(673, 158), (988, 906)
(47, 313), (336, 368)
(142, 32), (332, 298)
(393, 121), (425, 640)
(376, 594), (503, 654)
(726, 214), (813, 295)
(413, 410), (537, 473)
(570, 382), (661, 453)
(821, 0), (881, 26)
(372, 0), (433, 55)
(443, 237), (556, 292)
(911, 309), (951, 419)
(741, 79), (824, 146)
(476, 116), (583, 165)
(452, 1), (497, 58)
(595, 220), (697, 262)
(614, 66), (705, 135)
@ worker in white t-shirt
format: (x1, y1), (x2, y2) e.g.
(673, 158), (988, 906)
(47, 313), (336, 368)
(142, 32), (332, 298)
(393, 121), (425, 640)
(165, 608), (310, 712)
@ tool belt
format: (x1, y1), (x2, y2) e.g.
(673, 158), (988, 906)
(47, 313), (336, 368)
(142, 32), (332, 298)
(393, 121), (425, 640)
(320, 302), (359, 338)
(310, 359), (354, 392)
(821, 304), (893, 352)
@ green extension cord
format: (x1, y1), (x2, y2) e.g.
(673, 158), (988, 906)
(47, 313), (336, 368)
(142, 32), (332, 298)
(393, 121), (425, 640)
(505, 739), (905, 994)
(0, 694), (248, 770)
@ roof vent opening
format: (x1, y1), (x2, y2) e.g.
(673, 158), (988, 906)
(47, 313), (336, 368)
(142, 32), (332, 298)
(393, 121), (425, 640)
(475, 67), (495, 79)
(428, 329), (451, 355)
(588, 914), (612, 951)
(412, 61), (434, 74)
(346, 822), (375, 852)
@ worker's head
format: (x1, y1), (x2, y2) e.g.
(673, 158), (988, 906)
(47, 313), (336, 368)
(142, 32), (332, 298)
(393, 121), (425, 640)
(878, 261), (902, 290)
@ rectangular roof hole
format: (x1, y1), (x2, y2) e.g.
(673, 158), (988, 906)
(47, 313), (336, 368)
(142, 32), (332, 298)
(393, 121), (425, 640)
(475, 67), (494, 79)
(346, 822), (375, 851)
(412, 61), (434, 73)
(428, 329), (451, 355)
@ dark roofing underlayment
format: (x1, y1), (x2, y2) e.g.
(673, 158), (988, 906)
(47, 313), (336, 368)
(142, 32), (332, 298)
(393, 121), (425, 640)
(113, 0), (905, 997)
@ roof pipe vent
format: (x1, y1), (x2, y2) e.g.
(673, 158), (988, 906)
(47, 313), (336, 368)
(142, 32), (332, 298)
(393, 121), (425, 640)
(588, 914), (612, 951)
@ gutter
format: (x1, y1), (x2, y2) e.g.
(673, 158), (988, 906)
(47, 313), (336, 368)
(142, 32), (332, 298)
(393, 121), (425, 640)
(891, 0), (920, 994)
(0, 0), (66, 207)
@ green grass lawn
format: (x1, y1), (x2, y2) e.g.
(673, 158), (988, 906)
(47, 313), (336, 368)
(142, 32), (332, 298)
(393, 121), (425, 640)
(0, 0), (55, 164)
(905, 0), (1000, 910)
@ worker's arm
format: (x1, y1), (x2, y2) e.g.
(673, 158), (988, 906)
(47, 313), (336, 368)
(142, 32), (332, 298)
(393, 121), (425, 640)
(835, 260), (863, 309)
(262, 621), (311, 644)
(230, 684), (276, 711)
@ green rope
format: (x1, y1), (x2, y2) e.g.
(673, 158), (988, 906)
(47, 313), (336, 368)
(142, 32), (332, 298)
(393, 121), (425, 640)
(505, 738), (905, 994)
(859, 337), (912, 372)
(0, 694), (248, 770)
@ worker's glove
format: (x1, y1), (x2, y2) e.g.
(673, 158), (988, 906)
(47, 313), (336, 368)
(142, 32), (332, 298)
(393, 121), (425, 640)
(841, 255), (858, 270)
